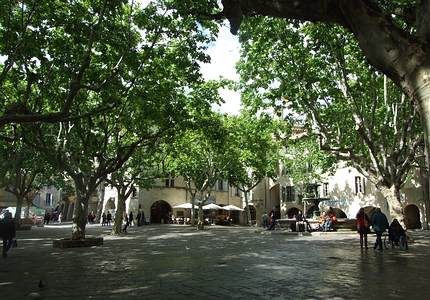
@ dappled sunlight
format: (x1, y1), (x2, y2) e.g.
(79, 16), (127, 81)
(2, 224), (430, 298)
(147, 231), (214, 240)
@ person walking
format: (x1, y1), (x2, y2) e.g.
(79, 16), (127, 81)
(107, 211), (112, 226)
(0, 211), (16, 258)
(137, 211), (142, 226)
(101, 212), (107, 226)
(122, 214), (129, 233)
(371, 208), (389, 251)
(356, 208), (371, 249)
(129, 211), (134, 227)
(262, 211), (269, 229)
(267, 207), (277, 230)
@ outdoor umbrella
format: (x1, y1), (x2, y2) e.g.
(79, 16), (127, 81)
(202, 203), (223, 210)
(223, 204), (244, 211)
(173, 203), (194, 209)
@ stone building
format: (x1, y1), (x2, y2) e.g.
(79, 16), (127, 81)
(100, 176), (245, 225)
(251, 162), (429, 230)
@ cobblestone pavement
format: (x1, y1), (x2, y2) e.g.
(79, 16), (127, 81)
(1, 224), (430, 299)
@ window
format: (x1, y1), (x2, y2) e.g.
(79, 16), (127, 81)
(132, 188), (137, 197)
(34, 193), (41, 207)
(165, 177), (174, 188)
(45, 193), (52, 207)
(286, 186), (294, 202)
(218, 180), (224, 191)
(323, 183), (329, 197)
(281, 186), (287, 202)
(306, 184), (319, 198)
(235, 187), (241, 197)
(355, 176), (363, 194)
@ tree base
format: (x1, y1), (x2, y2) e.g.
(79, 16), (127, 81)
(53, 237), (103, 248)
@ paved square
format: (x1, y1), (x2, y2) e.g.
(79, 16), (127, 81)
(1, 224), (430, 299)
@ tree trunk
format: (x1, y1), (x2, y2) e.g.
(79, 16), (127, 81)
(244, 191), (252, 226)
(378, 185), (404, 225)
(420, 166), (430, 230)
(191, 196), (195, 227)
(197, 194), (204, 230)
(14, 194), (24, 224)
(95, 183), (105, 223)
(112, 192), (126, 235)
(72, 186), (90, 240)
(418, 90), (430, 230)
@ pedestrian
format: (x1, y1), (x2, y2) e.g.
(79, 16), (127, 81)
(122, 214), (129, 233)
(129, 211), (134, 227)
(141, 210), (146, 225)
(101, 212), (107, 226)
(371, 208), (389, 251)
(356, 207), (370, 249)
(107, 211), (112, 226)
(267, 207), (276, 230)
(0, 210), (16, 258)
(58, 212), (63, 223)
(262, 211), (269, 229)
(137, 211), (142, 226)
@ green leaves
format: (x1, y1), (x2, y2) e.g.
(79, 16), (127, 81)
(224, 111), (286, 191)
(237, 17), (421, 189)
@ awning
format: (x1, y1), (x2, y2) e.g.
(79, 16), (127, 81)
(173, 203), (194, 209)
(202, 203), (223, 210)
(222, 205), (244, 211)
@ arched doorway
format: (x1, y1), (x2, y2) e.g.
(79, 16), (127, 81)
(287, 207), (300, 218)
(363, 206), (377, 221)
(150, 200), (172, 224)
(404, 204), (421, 229)
(104, 198), (116, 213)
(306, 205), (319, 219)
(332, 208), (347, 219)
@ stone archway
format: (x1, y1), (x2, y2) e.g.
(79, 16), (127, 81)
(306, 205), (319, 219)
(404, 204), (421, 229)
(150, 200), (172, 224)
(332, 208), (347, 219)
(104, 198), (116, 212)
(286, 207), (300, 218)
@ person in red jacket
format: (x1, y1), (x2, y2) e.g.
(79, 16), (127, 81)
(356, 207), (371, 249)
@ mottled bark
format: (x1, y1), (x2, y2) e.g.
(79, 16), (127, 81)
(14, 194), (24, 224)
(71, 193), (89, 240)
(244, 191), (252, 226)
(112, 192), (126, 235)
(420, 161), (430, 229)
(95, 184), (105, 223)
(197, 193), (205, 230)
(377, 185), (404, 225)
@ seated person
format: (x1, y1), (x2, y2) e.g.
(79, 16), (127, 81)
(318, 212), (326, 231)
(388, 219), (406, 245)
(323, 212), (336, 232)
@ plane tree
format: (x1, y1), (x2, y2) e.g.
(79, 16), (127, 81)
(15, 0), (220, 239)
(223, 111), (284, 225)
(106, 144), (165, 235)
(166, 112), (229, 229)
(0, 126), (65, 223)
(173, 0), (430, 211)
(237, 22), (423, 222)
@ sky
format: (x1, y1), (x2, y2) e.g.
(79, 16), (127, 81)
(200, 23), (242, 115)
